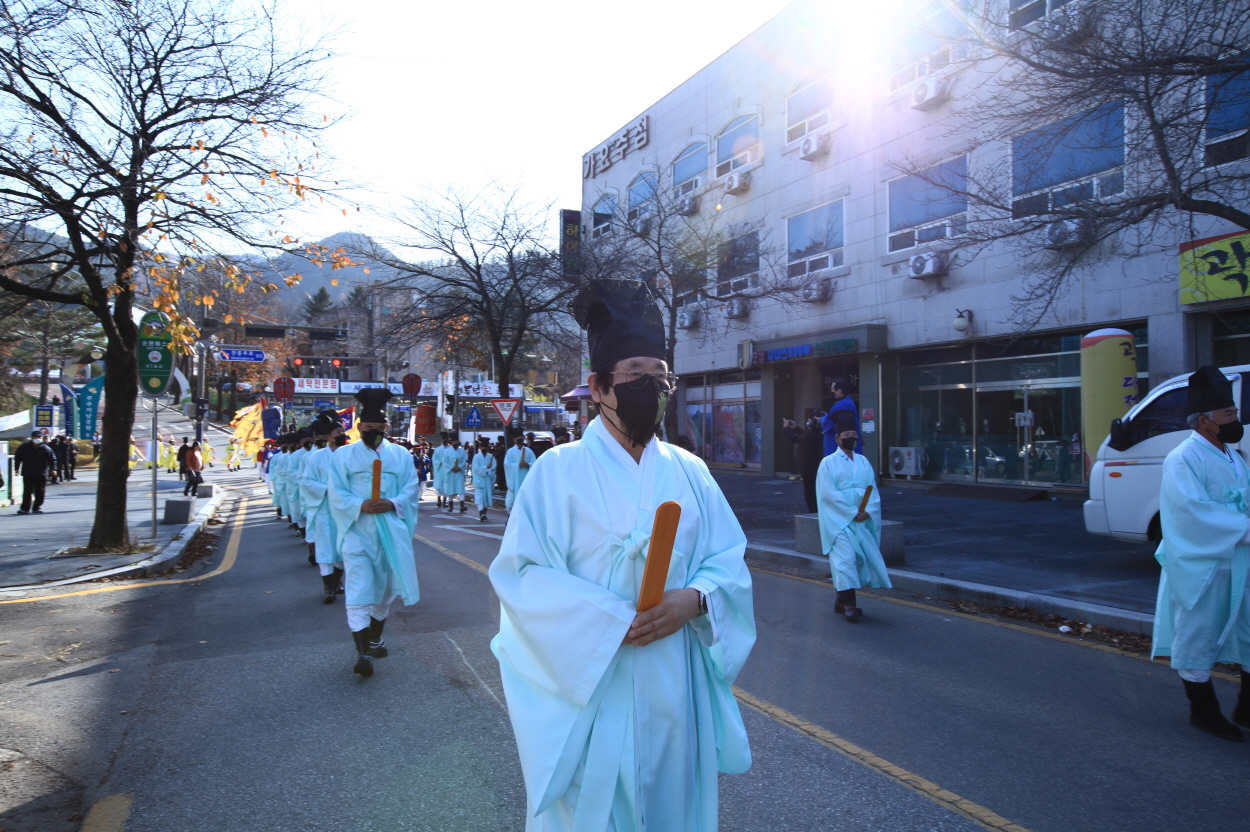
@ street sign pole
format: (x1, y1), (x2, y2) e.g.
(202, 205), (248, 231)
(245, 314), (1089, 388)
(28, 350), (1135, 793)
(151, 398), (158, 537)
(137, 310), (174, 537)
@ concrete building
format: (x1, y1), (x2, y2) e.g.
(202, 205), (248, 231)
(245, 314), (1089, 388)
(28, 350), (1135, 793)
(578, 0), (1250, 490)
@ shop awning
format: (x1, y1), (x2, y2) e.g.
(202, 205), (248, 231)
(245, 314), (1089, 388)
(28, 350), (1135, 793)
(560, 385), (592, 401)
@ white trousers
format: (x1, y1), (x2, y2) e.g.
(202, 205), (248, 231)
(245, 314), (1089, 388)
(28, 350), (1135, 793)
(346, 597), (395, 631)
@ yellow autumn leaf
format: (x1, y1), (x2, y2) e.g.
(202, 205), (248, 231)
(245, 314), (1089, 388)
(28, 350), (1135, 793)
(331, 278), (338, 286)
(201, 174), (209, 185)
(363, 268), (370, 274)
(202, 295), (215, 307)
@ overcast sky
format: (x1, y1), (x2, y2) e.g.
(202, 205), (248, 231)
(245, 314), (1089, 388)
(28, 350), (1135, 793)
(286, 0), (797, 245)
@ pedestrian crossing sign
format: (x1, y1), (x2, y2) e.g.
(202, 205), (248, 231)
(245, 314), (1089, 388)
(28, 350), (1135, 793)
(465, 406), (483, 428)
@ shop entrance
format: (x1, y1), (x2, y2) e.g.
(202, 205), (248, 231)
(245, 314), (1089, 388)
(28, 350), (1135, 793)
(975, 384), (1083, 486)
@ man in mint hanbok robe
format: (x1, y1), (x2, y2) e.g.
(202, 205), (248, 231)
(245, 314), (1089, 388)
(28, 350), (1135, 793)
(432, 438), (450, 508)
(490, 278), (755, 832)
(504, 434), (536, 510)
(472, 441), (496, 521)
(287, 429), (314, 538)
(301, 410), (347, 603)
(1151, 366), (1250, 741)
(816, 410), (890, 623)
(268, 435), (290, 519)
(328, 388), (421, 678)
(444, 439), (468, 514)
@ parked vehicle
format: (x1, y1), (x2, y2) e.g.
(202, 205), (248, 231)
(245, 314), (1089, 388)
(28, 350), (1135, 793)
(1083, 364), (1250, 542)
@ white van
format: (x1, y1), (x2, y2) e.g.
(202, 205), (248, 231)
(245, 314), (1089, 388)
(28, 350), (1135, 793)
(1083, 364), (1249, 542)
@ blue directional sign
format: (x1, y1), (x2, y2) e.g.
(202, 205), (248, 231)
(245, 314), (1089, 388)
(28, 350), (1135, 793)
(216, 348), (266, 362)
(464, 406), (483, 428)
(314, 399), (335, 410)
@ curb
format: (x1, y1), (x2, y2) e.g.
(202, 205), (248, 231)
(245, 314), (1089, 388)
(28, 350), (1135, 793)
(745, 542), (1154, 637)
(0, 490), (230, 594)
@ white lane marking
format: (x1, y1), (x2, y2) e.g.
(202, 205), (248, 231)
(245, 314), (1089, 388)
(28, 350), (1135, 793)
(445, 631), (505, 710)
(433, 525), (504, 540)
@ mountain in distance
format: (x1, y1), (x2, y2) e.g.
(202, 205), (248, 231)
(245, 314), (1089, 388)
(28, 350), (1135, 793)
(249, 232), (404, 305)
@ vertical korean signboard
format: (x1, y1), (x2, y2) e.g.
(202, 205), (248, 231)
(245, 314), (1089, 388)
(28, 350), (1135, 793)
(559, 209), (581, 278)
(138, 311), (175, 398)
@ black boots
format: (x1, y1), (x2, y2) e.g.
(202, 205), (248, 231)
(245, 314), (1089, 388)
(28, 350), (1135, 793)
(1182, 679), (1244, 741)
(351, 629), (373, 677)
(367, 616), (388, 658)
(333, 566), (344, 594)
(308, 543), (316, 565)
(835, 589), (862, 622)
(1233, 670), (1250, 729)
(437, 495), (444, 508)
(321, 573), (337, 604)
(460, 500), (467, 513)
(479, 507), (487, 522)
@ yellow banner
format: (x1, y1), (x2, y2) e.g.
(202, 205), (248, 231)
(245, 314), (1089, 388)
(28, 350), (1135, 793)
(230, 403), (265, 459)
(1180, 230), (1250, 304)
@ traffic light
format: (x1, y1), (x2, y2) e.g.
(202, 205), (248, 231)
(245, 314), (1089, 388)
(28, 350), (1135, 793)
(195, 398), (208, 419)
(331, 358), (342, 367)
(293, 357), (304, 366)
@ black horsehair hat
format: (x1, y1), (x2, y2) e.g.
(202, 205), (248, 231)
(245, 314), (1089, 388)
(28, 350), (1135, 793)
(313, 408), (342, 435)
(355, 387), (392, 423)
(1188, 365), (1235, 415)
(833, 409), (858, 434)
(570, 278), (666, 371)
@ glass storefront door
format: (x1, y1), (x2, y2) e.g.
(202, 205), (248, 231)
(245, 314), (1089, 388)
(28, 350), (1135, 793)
(975, 385), (1083, 486)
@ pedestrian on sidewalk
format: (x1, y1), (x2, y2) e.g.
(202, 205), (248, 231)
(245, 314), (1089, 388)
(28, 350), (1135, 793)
(816, 410), (890, 623)
(51, 435), (70, 482)
(784, 411), (825, 513)
(176, 437), (190, 480)
(489, 278), (756, 830)
(327, 388), (421, 678)
(183, 441), (204, 497)
(65, 438), (77, 480)
(820, 378), (861, 456)
(1151, 366), (1250, 742)
(14, 432), (57, 514)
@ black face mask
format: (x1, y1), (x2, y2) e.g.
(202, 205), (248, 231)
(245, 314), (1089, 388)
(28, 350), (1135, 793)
(1217, 420), (1245, 445)
(606, 377), (668, 448)
(334, 435), (348, 447)
(362, 429), (384, 449)
(839, 437), (857, 451)
(316, 439), (328, 449)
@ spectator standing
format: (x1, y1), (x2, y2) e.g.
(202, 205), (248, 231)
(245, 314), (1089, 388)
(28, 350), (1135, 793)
(65, 439), (78, 481)
(176, 437), (191, 481)
(820, 378), (862, 456)
(784, 411), (826, 513)
(184, 441), (204, 497)
(14, 432), (57, 514)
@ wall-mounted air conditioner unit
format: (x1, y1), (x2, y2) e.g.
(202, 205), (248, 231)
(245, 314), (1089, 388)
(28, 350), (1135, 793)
(889, 446), (928, 477)
(799, 277), (833, 303)
(799, 133), (831, 161)
(676, 195), (699, 216)
(630, 216), (653, 236)
(1044, 217), (1093, 250)
(908, 251), (947, 279)
(910, 76), (951, 110)
(724, 171), (751, 195)
(676, 308), (700, 329)
(725, 298), (749, 319)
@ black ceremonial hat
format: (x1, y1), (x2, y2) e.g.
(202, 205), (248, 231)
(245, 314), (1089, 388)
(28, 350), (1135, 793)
(313, 409), (342, 434)
(355, 387), (393, 422)
(833, 409), (858, 433)
(296, 426), (314, 442)
(570, 278), (665, 371)
(1188, 366), (1235, 414)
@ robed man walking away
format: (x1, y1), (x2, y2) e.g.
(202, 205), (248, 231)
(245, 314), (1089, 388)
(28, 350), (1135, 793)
(1152, 366), (1250, 741)
(489, 278), (756, 832)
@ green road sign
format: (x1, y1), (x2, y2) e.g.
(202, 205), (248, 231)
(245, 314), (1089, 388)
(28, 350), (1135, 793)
(138, 311), (175, 398)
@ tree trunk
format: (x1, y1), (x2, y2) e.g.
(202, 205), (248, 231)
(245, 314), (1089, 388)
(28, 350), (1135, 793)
(38, 329), (51, 405)
(89, 331), (139, 550)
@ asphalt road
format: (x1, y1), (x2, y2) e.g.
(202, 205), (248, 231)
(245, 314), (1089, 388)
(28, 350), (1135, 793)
(2, 478), (1247, 832)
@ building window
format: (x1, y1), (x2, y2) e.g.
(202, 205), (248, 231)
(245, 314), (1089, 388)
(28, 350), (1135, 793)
(1009, 0), (1075, 30)
(715, 231), (759, 296)
(888, 1), (967, 91)
(673, 142), (707, 195)
(627, 172), (657, 222)
(787, 201), (844, 278)
(716, 115), (761, 178)
(1206, 63), (1250, 167)
(1011, 103), (1124, 217)
(888, 156), (967, 252)
(787, 71), (835, 142)
(591, 194), (616, 239)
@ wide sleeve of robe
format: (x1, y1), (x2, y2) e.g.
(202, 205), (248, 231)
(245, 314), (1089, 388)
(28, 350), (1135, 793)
(1155, 436), (1250, 610)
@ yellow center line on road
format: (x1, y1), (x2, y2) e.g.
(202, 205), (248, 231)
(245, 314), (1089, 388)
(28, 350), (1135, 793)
(732, 687), (1034, 832)
(746, 563), (1241, 682)
(0, 496), (252, 605)
(423, 531), (1035, 832)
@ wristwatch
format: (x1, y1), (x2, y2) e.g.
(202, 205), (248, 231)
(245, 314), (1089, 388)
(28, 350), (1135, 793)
(696, 590), (708, 617)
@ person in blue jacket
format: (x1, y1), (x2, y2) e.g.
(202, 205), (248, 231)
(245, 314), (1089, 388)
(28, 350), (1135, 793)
(821, 378), (861, 456)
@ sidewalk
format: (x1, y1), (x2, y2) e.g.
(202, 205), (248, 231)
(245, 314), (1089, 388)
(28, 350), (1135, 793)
(710, 468), (1159, 633)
